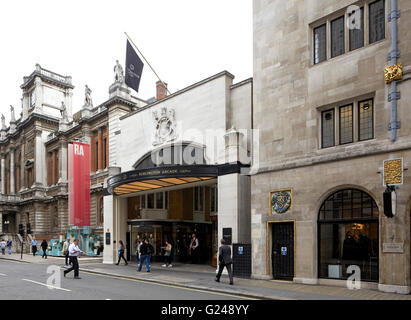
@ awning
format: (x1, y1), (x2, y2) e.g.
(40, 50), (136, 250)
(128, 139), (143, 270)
(107, 165), (218, 196)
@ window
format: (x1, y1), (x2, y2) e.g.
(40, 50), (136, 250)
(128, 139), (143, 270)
(369, 0), (385, 44)
(349, 7), (364, 51)
(320, 98), (374, 148)
(339, 104), (353, 144)
(147, 193), (154, 209)
(321, 110), (335, 148)
(331, 16), (345, 58)
(318, 189), (379, 282)
(314, 24), (327, 64)
(103, 137), (107, 169)
(95, 142), (99, 170)
(210, 185), (218, 213)
(141, 195), (146, 208)
(358, 99), (374, 141)
(194, 186), (204, 212)
(155, 192), (163, 209)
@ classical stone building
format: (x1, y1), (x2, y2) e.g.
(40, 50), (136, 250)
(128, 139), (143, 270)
(0, 63), (145, 254)
(252, 0), (411, 293)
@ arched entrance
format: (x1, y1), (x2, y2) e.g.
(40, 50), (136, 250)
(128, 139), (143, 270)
(318, 188), (379, 282)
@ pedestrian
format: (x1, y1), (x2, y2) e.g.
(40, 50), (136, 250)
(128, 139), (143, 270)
(6, 239), (12, 255)
(31, 238), (38, 256)
(162, 240), (173, 268)
(215, 239), (234, 285)
(62, 238), (71, 266)
(136, 240), (143, 262)
(0, 239), (6, 255)
(41, 240), (48, 259)
(189, 233), (199, 264)
(64, 239), (83, 279)
(138, 238), (154, 273)
(116, 240), (128, 265)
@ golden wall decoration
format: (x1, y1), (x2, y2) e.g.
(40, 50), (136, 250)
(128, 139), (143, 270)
(384, 64), (403, 84)
(383, 158), (403, 185)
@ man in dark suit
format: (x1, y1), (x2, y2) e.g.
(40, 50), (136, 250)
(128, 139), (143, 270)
(215, 239), (233, 285)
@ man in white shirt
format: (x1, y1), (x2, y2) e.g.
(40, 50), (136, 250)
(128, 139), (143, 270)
(63, 239), (82, 279)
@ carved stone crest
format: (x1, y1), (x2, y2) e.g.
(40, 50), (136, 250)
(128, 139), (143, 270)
(270, 189), (292, 214)
(152, 107), (176, 146)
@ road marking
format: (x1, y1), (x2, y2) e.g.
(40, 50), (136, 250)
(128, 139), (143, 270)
(78, 270), (256, 300)
(0, 273), (6, 276)
(21, 279), (72, 292)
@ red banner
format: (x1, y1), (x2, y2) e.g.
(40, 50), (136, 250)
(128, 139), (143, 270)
(68, 142), (90, 226)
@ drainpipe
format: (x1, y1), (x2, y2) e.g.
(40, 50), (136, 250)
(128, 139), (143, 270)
(388, 0), (400, 142)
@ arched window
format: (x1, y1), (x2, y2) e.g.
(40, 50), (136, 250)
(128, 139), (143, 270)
(318, 189), (379, 282)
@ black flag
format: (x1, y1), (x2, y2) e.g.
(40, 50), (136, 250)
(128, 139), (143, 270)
(125, 40), (144, 92)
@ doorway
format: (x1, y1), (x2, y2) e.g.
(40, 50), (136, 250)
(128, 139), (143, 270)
(271, 221), (295, 280)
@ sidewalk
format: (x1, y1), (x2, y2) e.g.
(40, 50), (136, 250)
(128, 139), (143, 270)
(1, 253), (410, 300)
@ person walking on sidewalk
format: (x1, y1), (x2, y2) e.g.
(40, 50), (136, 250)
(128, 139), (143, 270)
(116, 240), (128, 265)
(62, 238), (71, 266)
(189, 233), (199, 264)
(41, 240), (48, 259)
(64, 239), (83, 279)
(0, 239), (6, 255)
(162, 240), (173, 268)
(138, 238), (154, 272)
(6, 239), (12, 255)
(215, 239), (234, 285)
(31, 238), (38, 256)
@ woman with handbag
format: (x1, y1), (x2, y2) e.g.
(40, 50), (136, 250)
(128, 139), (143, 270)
(116, 240), (128, 265)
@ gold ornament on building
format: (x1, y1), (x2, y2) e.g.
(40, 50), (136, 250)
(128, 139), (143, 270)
(383, 158), (403, 186)
(384, 64), (403, 84)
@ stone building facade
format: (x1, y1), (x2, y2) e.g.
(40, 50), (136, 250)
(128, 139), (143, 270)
(252, 0), (411, 293)
(0, 63), (145, 252)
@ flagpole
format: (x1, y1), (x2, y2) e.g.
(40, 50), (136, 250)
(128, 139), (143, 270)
(124, 32), (172, 96)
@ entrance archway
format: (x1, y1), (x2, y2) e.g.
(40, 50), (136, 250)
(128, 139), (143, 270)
(318, 188), (379, 282)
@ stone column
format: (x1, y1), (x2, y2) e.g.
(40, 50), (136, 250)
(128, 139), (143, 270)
(20, 143), (25, 190)
(1, 155), (5, 194)
(58, 141), (68, 183)
(10, 148), (15, 195)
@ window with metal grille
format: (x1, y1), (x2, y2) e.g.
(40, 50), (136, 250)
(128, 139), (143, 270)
(322, 109), (335, 148)
(339, 104), (353, 144)
(314, 24), (327, 64)
(369, 0), (385, 44)
(358, 99), (374, 141)
(331, 16), (345, 58)
(349, 7), (364, 51)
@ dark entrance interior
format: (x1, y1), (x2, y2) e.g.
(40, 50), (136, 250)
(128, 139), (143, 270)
(271, 222), (294, 280)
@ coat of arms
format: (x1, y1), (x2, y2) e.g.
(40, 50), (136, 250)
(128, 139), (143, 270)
(270, 189), (292, 214)
(152, 107), (177, 146)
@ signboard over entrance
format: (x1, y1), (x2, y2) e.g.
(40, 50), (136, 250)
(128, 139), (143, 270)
(383, 158), (403, 186)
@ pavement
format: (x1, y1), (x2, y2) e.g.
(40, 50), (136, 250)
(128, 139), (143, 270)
(1, 253), (411, 300)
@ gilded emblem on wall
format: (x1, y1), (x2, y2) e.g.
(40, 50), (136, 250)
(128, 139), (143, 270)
(384, 64), (403, 84)
(152, 107), (177, 146)
(383, 158), (403, 186)
(270, 189), (292, 214)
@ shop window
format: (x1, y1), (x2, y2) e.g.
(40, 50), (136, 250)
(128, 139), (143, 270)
(318, 189), (379, 282)
(147, 193), (154, 209)
(210, 185), (218, 213)
(369, 0), (385, 44)
(140, 192), (168, 210)
(156, 192), (163, 209)
(194, 186), (204, 212)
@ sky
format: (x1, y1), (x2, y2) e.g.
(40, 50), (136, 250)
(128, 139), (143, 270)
(0, 0), (252, 123)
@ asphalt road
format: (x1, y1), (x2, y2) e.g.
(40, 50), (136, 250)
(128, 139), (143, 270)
(0, 259), (247, 300)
